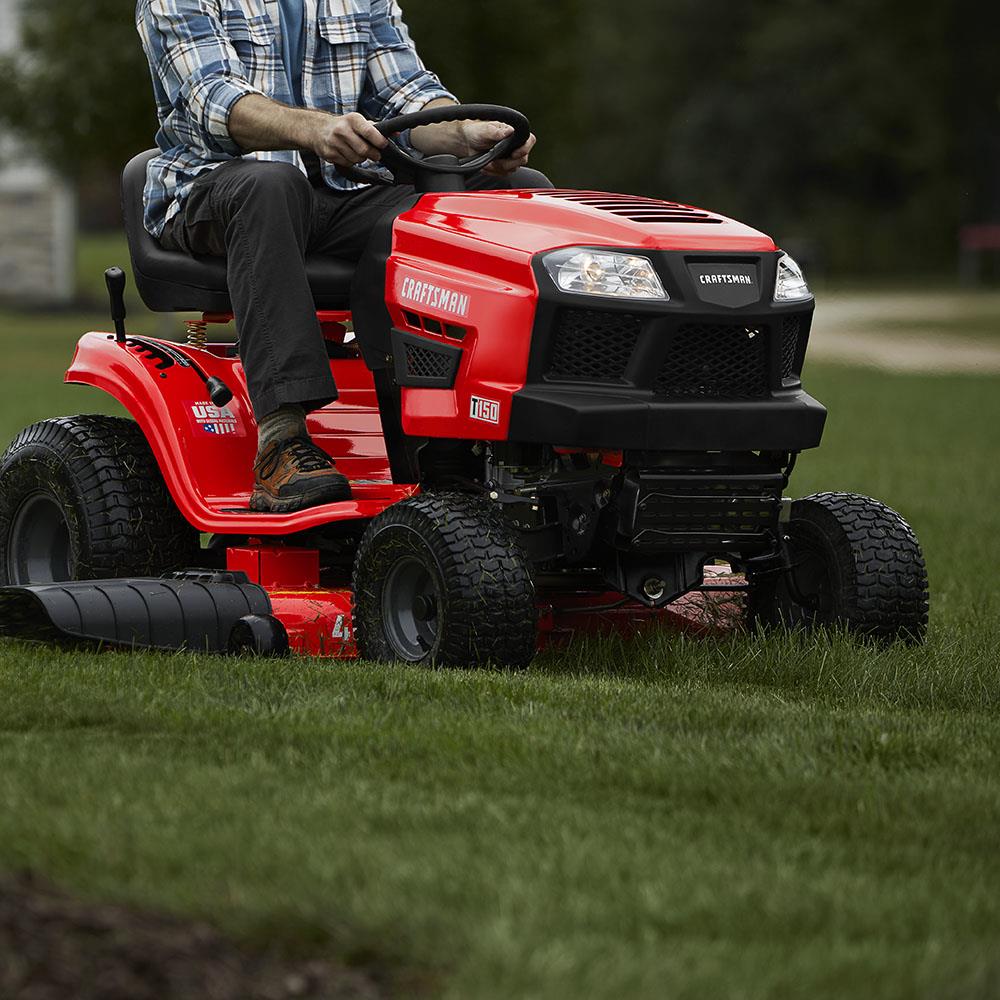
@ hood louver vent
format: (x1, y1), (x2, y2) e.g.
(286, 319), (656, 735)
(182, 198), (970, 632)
(539, 191), (724, 225)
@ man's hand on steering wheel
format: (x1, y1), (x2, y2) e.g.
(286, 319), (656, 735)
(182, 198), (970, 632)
(459, 121), (537, 176)
(307, 111), (389, 167)
(408, 100), (536, 176)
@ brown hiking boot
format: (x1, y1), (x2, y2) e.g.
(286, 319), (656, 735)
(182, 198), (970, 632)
(249, 436), (352, 513)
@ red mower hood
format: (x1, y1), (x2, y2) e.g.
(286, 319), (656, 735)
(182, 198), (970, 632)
(398, 189), (777, 257)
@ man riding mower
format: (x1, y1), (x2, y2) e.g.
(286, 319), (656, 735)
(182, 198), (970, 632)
(137, 0), (543, 514)
(0, 1), (929, 666)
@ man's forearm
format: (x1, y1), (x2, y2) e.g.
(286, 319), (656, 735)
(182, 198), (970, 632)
(228, 94), (387, 167)
(227, 93), (530, 173)
(408, 97), (466, 156)
(228, 93), (318, 153)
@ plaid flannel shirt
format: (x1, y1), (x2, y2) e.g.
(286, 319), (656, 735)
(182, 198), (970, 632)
(136, 0), (456, 237)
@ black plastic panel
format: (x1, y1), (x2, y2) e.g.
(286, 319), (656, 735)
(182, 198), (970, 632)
(390, 328), (463, 388)
(508, 386), (827, 452)
(608, 470), (784, 552)
(546, 309), (642, 383)
(0, 578), (272, 653)
(654, 323), (770, 399)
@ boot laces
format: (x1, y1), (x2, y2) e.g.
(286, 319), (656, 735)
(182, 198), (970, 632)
(258, 436), (334, 478)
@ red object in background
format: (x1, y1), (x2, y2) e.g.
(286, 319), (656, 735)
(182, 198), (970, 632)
(959, 224), (1000, 252)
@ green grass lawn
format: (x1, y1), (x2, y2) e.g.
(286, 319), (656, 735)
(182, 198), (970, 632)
(0, 281), (999, 998)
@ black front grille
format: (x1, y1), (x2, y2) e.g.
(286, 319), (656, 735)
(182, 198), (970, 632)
(546, 308), (641, 382)
(406, 342), (453, 380)
(780, 316), (801, 380)
(655, 324), (770, 399)
(539, 307), (810, 399)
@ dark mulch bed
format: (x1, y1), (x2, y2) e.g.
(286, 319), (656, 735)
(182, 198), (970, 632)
(0, 873), (386, 1000)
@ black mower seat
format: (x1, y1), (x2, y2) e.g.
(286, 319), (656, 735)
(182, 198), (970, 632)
(122, 150), (356, 313)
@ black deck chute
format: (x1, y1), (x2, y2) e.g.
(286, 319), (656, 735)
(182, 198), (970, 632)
(0, 577), (272, 653)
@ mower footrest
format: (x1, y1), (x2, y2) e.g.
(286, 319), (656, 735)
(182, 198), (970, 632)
(0, 578), (272, 653)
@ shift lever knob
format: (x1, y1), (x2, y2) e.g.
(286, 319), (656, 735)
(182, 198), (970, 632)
(105, 267), (128, 343)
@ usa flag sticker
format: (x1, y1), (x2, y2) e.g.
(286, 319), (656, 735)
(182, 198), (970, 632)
(189, 402), (243, 436)
(470, 396), (501, 425)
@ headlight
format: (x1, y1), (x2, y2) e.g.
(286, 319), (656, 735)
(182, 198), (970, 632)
(543, 248), (668, 300)
(774, 253), (812, 302)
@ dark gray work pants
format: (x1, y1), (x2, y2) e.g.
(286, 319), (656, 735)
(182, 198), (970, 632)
(161, 159), (551, 419)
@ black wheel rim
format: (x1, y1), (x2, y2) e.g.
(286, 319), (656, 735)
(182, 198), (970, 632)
(381, 556), (440, 662)
(7, 491), (74, 584)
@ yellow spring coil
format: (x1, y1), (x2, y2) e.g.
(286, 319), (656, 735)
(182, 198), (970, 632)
(185, 319), (208, 349)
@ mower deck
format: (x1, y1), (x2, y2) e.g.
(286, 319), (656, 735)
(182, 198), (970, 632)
(0, 566), (745, 659)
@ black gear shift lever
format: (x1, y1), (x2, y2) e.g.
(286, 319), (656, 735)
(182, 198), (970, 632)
(105, 265), (233, 407)
(105, 267), (128, 344)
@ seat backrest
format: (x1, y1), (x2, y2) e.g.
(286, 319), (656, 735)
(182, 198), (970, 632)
(121, 149), (238, 313)
(121, 149), (158, 259)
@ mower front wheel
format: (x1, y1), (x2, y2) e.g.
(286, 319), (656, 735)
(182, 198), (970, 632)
(352, 493), (537, 668)
(749, 492), (929, 643)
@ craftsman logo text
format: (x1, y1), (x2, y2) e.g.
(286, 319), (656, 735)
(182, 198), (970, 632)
(699, 273), (754, 285)
(400, 277), (470, 318)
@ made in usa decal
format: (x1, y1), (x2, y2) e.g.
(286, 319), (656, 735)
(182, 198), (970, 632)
(190, 402), (241, 436)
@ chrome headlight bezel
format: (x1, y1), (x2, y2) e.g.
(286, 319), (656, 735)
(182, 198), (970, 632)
(773, 253), (812, 302)
(542, 248), (669, 301)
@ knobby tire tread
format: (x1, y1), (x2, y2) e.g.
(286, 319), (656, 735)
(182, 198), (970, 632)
(752, 491), (929, 642)
(0, 415), (199, 582)
(352, 492), (537, 668)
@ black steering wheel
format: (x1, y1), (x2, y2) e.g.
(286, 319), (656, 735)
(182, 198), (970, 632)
(339, 103), (531, 186)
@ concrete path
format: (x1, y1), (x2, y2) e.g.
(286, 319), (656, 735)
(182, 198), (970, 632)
(808, 289), (1000, 373)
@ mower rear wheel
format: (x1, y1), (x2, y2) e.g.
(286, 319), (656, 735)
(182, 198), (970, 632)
(0, 415), (200, 586)
(352, 493), (537, 668)
(749, 492), (929, 642)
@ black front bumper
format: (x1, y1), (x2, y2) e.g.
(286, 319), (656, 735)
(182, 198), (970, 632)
(510, 386), (827, 451)
(509, 248), (826, 452)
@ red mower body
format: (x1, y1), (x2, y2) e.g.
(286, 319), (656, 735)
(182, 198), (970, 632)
(383, 190), (776, 442)
(65, 323), (411, 535)
(64, 190), (782, 533)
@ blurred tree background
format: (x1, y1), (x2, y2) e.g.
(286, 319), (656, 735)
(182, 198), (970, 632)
(1, 0), (997, 277)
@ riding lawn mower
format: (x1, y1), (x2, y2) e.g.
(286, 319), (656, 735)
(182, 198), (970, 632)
(0, 105), (929, 666)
